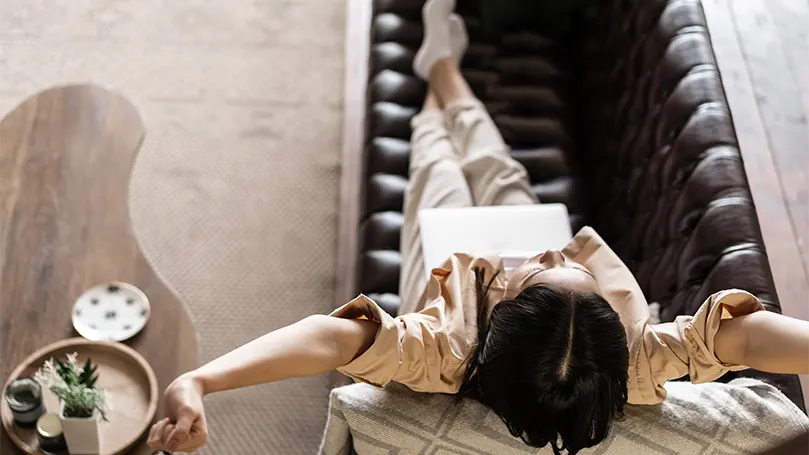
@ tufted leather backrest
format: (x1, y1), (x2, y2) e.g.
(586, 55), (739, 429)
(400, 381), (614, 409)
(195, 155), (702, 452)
(577, 0), (773, 316)
(353, 0), (803, 408)
(573, 0), (803, 408)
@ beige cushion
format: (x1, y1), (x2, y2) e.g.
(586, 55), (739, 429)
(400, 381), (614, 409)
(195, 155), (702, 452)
(319, 379), (808, 454)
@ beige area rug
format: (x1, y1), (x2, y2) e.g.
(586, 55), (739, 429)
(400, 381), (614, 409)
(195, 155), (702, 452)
(0, 1), (345, 453)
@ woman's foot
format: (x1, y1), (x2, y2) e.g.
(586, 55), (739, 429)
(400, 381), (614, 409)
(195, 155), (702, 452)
(449, 14), (468, 63)
(413, 0), (456, 80)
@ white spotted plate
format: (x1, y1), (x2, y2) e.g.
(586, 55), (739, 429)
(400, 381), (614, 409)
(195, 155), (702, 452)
(71, 282), (151, 342)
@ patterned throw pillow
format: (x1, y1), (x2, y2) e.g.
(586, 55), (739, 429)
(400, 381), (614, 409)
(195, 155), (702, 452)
(320, 379), (808, 455)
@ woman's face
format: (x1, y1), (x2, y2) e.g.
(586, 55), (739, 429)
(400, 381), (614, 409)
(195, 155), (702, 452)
(502, 250), (600, 301)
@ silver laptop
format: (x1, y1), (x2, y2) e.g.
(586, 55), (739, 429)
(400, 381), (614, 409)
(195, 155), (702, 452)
(418, 204), (573, 281)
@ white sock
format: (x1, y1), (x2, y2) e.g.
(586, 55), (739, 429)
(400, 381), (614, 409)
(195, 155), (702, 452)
(449, 14), (468, 63)
(413, 0), (456, 80)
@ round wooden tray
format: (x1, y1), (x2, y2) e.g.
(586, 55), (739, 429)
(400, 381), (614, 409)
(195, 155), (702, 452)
(1, 338), (158, 455)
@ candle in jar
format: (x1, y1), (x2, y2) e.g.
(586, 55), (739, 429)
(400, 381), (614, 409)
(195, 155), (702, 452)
(37, 412), (68, 453)
(5, 377), (45, 427)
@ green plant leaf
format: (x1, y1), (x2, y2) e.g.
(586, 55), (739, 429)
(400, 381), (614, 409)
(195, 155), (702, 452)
(40, 355), (109, 421)
(77, 358), (100, 388)
(56, 359), (79, 386)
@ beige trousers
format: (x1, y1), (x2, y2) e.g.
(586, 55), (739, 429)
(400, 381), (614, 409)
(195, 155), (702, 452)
(399, 99), (538, 313)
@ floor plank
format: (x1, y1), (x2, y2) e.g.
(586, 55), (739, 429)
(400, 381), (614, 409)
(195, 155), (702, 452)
(766, 0), (809, 274)
(730, 0), (809, 285)
(335, 0), (373, 308)
(702, 0), (809, 410)
(702, 0), (809, 318)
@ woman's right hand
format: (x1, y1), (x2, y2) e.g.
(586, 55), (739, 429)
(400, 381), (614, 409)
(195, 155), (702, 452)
(148, 374), (208, 453)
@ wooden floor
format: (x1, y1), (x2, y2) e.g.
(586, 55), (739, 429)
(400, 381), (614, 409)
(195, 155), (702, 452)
(701, 0), (809, 406)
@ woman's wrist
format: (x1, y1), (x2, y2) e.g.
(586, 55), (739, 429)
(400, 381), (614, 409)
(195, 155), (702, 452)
(181, 370), (210, 396)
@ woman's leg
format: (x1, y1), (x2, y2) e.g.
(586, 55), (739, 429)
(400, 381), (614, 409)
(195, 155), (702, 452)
(399, 90), (473, 314)
(430, 59), (538, 207)
(413, 0), (534, 207)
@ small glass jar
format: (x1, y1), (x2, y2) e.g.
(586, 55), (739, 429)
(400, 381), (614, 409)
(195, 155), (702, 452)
(4, 377), (45, 427)
(37, 412), (68, 454)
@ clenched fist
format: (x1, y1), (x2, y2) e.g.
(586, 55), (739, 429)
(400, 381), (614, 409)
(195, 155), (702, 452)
(148, 375), (208, 453)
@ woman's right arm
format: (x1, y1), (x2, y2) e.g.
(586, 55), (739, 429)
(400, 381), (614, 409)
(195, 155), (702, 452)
(148, 314), (379, 452)
(715, 310), (809, 375)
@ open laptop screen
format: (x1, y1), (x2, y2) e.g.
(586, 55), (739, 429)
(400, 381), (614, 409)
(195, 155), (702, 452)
(418, 204), (573, 281)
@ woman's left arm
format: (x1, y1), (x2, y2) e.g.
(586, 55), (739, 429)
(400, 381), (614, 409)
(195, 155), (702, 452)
(715, 311), (809, 374)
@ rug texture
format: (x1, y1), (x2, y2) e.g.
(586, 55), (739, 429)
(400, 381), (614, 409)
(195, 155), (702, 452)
(0, 1), (345, 453)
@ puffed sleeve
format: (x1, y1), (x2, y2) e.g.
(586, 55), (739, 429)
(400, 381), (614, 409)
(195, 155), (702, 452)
(630, 289), (765, 404)
(330, 257), (474, 394)
(330, 294), (402, 389)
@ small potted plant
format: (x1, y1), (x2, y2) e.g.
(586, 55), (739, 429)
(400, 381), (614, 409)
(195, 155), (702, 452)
(35, 353), (110, 454)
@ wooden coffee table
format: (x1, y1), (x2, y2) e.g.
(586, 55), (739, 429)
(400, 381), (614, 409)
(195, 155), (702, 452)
(0, 85), (199, 454)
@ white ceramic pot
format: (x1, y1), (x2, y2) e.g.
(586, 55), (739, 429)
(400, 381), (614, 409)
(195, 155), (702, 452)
(59, 402), (101, 454)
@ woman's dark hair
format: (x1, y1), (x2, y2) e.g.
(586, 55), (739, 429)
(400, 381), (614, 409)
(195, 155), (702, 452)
(458, 268), (629, 455)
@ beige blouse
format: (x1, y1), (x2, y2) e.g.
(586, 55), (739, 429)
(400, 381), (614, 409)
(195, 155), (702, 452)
(330, 226), (763, 405)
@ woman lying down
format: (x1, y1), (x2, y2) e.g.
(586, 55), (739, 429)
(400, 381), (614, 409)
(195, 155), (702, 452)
(147, 2), (809, 454)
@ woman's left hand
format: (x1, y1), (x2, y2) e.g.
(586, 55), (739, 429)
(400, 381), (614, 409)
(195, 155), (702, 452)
(147, 374), (208, 452)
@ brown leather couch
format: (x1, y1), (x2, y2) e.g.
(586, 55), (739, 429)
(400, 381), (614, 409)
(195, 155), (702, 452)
(349, 0), (805, 410)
